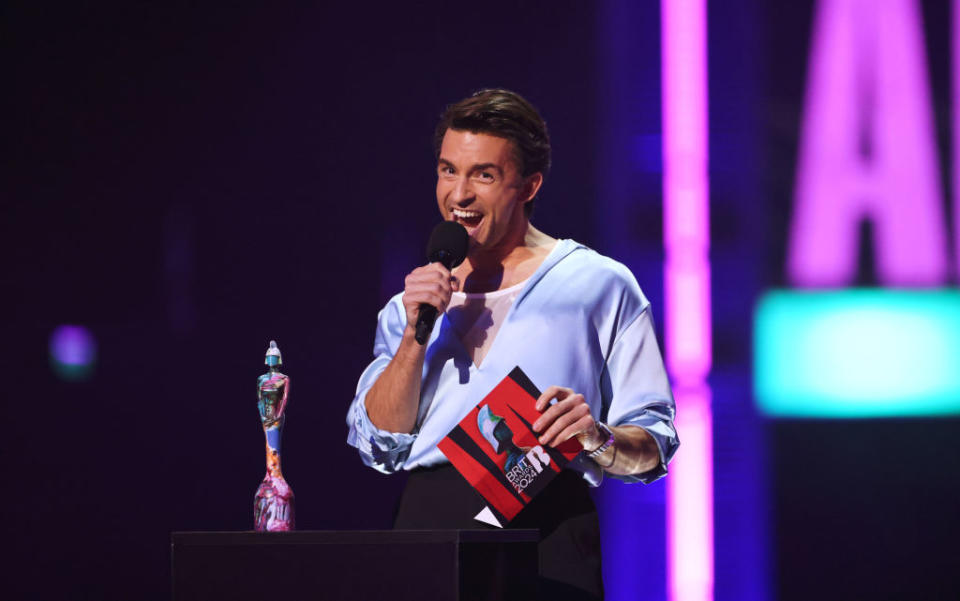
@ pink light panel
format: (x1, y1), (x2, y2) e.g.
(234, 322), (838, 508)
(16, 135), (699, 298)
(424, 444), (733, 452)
(789, 0), (948, 287)
(667, 387), (713, 601)
(955, 0), (960, 278)
(662, 0), (714, 600)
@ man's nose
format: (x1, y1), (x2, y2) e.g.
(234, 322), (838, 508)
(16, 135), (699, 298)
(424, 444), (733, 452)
(450, 176), (474, 204)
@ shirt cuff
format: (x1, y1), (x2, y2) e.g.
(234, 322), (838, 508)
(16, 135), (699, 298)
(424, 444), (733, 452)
(349, 395), (417, 473)
(606, 408), (679, 484)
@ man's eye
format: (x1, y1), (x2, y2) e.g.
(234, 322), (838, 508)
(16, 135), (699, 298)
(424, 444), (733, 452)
(439, 166), (455, 175)
(477, 172), (494, 181)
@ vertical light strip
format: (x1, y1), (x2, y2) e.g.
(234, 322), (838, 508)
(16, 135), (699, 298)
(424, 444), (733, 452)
(954, 0), (960, 279)
(662, 1), (714, 600)
(662, 0), (711, 381)
(668, 387), (714, 599)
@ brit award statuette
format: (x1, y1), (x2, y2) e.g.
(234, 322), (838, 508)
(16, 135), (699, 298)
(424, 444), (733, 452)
(254, 340), (294, 531)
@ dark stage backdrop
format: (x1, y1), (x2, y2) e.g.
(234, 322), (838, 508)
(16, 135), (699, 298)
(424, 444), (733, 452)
(7, 2), (960, 601)
(759, 2), (960, 599)
(4, 3), (603, 600)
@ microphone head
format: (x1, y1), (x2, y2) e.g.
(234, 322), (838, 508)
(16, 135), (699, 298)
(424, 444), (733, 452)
(426, 221), (469, 269)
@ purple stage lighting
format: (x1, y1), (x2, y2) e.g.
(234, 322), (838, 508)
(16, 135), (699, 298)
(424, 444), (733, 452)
(49, 325), (97, 381)
(789, 0), (948, 287)
(662, 0), (714, 599)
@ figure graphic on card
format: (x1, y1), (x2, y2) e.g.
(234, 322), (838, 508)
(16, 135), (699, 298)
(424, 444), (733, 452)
(477, 404), (527, 472)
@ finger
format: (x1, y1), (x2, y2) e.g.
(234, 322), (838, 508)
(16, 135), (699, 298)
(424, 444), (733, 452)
(406, 270), (452, 287)
(553, 416), (597, 447)
(424, 262), (452, 278)
(409, 262), (452, 278)
(414, 279), (453, 298)
(404, 278), (452, 300)
(403, 291), (450, 312)
(532, 397), (568, 431)
(537, 402), (590, 445)
(402, 277), (454, 318)
(535, 386), (573, 411)
(539, 409), (589, 447)
(533, 394), (583, 430)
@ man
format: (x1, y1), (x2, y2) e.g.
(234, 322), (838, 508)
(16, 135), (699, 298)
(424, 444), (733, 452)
(347, 89), (678, 599)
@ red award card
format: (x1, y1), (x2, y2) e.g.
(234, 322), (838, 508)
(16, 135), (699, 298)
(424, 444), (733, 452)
(437, 366), (583, 528)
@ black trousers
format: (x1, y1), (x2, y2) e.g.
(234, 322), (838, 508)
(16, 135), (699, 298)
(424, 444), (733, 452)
(394, 464), (604, 600)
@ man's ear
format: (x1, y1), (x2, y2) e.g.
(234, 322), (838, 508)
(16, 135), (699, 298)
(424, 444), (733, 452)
(523, 172), (544, 202)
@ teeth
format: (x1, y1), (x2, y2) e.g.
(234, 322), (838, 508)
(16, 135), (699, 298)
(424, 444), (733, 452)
(452, 209), (482, 219)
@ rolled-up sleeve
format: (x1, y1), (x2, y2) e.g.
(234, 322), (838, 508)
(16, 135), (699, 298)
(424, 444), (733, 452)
(601, 307), (679, 484)
(346, 299), (417, 473)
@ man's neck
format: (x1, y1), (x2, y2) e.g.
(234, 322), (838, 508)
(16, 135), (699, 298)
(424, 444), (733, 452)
(456, 224), (556, 293)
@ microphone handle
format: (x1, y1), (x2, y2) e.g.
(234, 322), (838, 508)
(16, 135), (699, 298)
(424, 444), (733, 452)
(413, 251), (457, 345)
(414, 304), (439, 345)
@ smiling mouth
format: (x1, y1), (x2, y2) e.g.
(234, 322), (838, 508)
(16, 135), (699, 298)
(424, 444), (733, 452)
(451, 208), (483, 229)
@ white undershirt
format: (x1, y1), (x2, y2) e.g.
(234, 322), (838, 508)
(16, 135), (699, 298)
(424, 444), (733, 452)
(445, 277), (529, 368)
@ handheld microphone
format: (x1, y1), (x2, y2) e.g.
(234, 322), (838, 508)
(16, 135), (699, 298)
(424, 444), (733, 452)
(415, 221), (469, 345)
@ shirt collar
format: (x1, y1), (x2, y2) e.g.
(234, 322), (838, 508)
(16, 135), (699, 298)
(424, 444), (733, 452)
(513, 239), (585, 308)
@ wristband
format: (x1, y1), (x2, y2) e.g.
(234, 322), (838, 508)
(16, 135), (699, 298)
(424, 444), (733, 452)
(587, 422), (615, 459)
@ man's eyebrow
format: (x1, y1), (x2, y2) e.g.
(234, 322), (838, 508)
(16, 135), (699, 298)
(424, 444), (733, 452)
(469, 163), (501, 174)
(436, 159), (504, 176)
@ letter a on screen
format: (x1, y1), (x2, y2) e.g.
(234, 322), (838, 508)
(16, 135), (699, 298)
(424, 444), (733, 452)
(789, 0), (948, 287)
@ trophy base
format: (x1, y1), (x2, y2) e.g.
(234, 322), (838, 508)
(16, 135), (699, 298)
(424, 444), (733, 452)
(254, 476), (294, 532)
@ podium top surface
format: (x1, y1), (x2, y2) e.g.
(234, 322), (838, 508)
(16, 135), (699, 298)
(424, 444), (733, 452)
(171, 529), (539, 547)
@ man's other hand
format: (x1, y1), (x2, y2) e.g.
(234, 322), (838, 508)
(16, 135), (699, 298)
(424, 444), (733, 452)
(532, 386), (605, 451)
(401, 263), (460, 332)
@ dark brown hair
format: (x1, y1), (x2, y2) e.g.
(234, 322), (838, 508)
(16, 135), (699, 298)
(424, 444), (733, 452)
(434, 89), (551, 214)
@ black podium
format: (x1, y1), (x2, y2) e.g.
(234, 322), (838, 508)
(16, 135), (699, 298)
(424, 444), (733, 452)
(171, 529), (539, 601)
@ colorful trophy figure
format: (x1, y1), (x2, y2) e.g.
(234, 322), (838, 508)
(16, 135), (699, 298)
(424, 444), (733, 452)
(254, 340), (294, 531)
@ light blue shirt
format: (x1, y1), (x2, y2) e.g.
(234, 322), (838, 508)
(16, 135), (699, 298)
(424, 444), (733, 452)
(346, 239), (679, 486)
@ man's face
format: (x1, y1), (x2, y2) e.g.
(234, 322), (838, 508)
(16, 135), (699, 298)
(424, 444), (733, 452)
(436, 129), (537, 256)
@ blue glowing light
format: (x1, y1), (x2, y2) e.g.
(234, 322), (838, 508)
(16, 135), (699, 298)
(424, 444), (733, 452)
(754, 289), (960, 417)
(49, 325), (97, 381)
